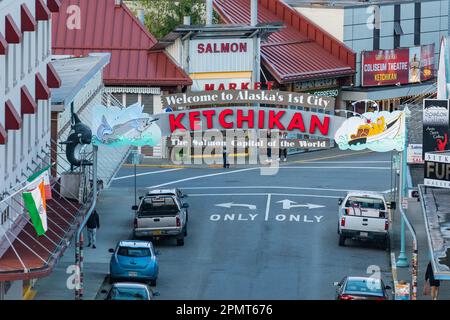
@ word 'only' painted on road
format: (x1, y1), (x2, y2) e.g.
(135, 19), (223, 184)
(209, 213), (324, 223)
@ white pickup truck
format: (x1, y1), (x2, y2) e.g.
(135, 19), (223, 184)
(337, 191), (391, 250)
(132, 190), (188, 246)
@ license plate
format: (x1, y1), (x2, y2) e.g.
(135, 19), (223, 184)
(128, 271), (138, 277)
(153, 230), (162, 236)
(360, 232), (368, 237)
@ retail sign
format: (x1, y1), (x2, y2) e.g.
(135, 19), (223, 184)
(152, 106), (345, 138)
(394, 282), (410, 300)
(423, 99), (449, 157)
(189, 38), (254, 73)
(92, 103), (162, 147)
(424, 151), (450, 189)
(294, 78), (338, 91)
(407, 144), (424, 164)
(162, 90), (335, 109)
(334, 111), (405, 152)
(361, 44), (435, 87)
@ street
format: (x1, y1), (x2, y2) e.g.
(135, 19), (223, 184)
(93, 150), (393, 300)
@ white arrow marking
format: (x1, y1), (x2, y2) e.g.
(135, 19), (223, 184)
(215, 202), (257, 210)
(276, 199), (325, 210)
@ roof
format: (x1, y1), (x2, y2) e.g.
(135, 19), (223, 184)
(51, 53), (111, 106)
(112, 282), (150, 289)
(346, 191), (385, 198)
(148, 189), (178, 195)
(213, 0), (356, 83)
(284, 0), (431, 8)
(51, 0), (192, 87)
(119, 240), (152, 248)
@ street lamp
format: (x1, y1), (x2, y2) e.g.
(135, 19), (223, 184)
(396, 105), (411, 268)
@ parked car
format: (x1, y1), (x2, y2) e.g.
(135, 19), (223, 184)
(337, 191), (391, 250)
(109, 240), (159, 286)
(132, 190), (188, 246)
(147, 188), (189, 222)
(334, 276), (392, 300)
(103, 282), (160, 300)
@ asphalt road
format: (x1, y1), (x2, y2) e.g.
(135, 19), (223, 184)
(96, 150), (394, 300)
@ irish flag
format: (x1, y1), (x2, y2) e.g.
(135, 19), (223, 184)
(27, 165), (52, 200)
(23, 180), (48, 236)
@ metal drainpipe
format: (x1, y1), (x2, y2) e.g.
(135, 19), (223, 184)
(75, 145), (98, 300)
(398, 205), (418, 300)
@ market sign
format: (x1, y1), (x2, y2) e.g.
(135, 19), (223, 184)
(424, 151), (450, 188)
(153, 106), (345, 139)
(334, 110), (405, 152)
(162, 90), (335, 110)
(361, 44), (435, 87)
(423, 99), (449, 157)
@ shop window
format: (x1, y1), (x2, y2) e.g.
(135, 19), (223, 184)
(1, 206), (9, 225)
(142, 94), (154, 115)
(126, 93), (139, 106)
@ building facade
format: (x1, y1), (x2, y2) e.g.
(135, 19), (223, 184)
(288, 0), (449, 111)
(0, 0), (61, 300)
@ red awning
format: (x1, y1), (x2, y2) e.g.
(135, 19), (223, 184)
(0, 183), (85, 281)
(47, 0), (62, 13)
(0, 124), (7, 145)
(21, 4), (37, 32)
(5, 100), (22, 130)
(5, 14), (22, 44)
(47, 63), (62, 88)
(36, 72), (51, 100)
(0, 32), (7, 55)
(21, 86), (37, 115)
(36, 0), (51, 21)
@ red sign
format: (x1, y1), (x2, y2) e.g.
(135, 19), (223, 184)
(169, 108), (330, 135)
(205, 81), (274, 91)
(362, 49), (409, 86)
(362, 45), (436, 87)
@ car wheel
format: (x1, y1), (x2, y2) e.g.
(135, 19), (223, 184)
(176, 237), (185, 246)
(108, 275), (115, 284)
(184, 226), (187, 237)
(338, 234), (345, 246)
(149, 279), (157, 287)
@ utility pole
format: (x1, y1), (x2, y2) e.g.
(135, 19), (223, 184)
(396, 106), (410, 268)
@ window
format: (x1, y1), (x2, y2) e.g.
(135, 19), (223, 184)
(345, 197), (386, 210)
(13, 45), (17, 86)
(1, 206), (9, 225)
(12, 131), (16, 170)
(35, 25), (39, 66)
(117, 247), (151, 257)
(28, 32), (32, 73)
(21, 35), (25, 79)
(5, 54), (9, 94)
(394, 22), (404, 36)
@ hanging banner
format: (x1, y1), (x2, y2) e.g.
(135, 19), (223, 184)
(92, 103), (162, 147)
(334, 110), (405, 152)
(423, 99), (449, 157)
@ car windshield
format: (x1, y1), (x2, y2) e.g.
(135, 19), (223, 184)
(117, 247), (151, 257)
(344, 279), (383, 296)
(139, 196), (179, 217)
(109, 287), (149, 300)
(345, 197), (385, 210)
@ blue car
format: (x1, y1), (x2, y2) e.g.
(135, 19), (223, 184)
(109, 240), (159, 286)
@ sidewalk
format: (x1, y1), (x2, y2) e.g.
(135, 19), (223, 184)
(33, 187), (134, 300)
(391, 198), (450, 300)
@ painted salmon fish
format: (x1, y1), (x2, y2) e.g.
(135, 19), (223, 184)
(96, 115), (155, 144)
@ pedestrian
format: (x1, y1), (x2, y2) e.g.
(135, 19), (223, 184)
(424, 261), (440, 300)
(223, 147), (230, 168)
(87, 210), (100, 249)
(267, 131), (272, 162)
(279, 132), (288, 162)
